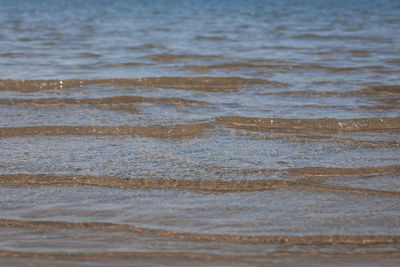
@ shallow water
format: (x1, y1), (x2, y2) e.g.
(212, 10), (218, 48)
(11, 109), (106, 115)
(0, 0), (400, 266)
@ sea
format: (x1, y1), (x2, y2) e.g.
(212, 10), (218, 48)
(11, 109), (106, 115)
(0, 0), (399, 266)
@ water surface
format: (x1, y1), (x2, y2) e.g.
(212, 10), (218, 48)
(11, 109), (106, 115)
(0, 0), (399, 266)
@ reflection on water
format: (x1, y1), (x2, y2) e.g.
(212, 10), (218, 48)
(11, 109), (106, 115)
(0, 0), (400, 265)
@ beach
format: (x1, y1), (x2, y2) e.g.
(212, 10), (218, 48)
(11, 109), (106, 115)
(0, 0), (399, 266)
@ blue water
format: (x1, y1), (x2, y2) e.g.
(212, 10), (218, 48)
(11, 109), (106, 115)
(0, 0), (399, 80)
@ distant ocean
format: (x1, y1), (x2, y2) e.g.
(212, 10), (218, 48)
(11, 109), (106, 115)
(1, 0), (399, 266)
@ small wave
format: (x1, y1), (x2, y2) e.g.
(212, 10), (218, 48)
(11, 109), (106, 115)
(125, 43), (164, 50)
(186, 62), (388, 73)
(263, 45), (306, 50)
(288, 166), (400, 178)
(256, 86), (400, 111)
(386, 59), (400, 65)
(197, 164), (400, 180)
(1, 250), (398, 261)
(79, 53), (101, 58)
(0, 52), (27, 57)
(0, 123), (211, 139)
(0, 77), (277, 92)
(0, 79), (84, 91)
(258, 85), (400, 97)
(148, 53), (220, 62)
(293, 33), (392, 43)
(108, 62), (148, 67)
(195, 35), (226, 41)
(355, 85), (400, 96)
(257, 90), (343, 97)
(1, 174), (399, 197)
(224, 130), (399, 148)
(1, 119), (399, 144)
(294, 33), (333, 40)
(348, 49), (371, 57)
(310, 81), (348, 85)
(0, 96), (207, 108)
(1, 218), (399, 246)
(18, 37), (33, 42)
(311, 49), (371, 57)
(186, 62), (280, 71)
(77, 62), (151, 70)
(312, 49), (342, 55)
(258, 86), (400, 97)
(129, 77), (279, 91)
(216, 116), (400, 133)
